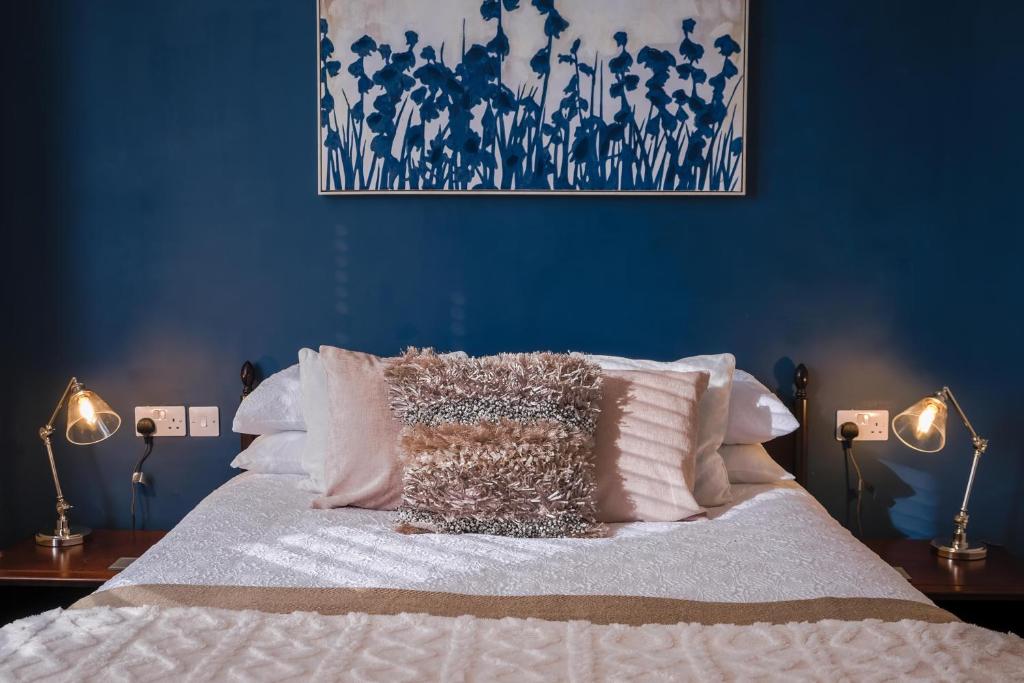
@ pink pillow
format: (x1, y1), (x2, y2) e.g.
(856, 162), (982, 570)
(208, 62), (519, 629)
(311, 346), (403, 510)
(593, 369), (709, 522)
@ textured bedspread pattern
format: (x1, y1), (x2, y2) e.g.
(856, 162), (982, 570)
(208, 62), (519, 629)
(3, 605), (1023, 682)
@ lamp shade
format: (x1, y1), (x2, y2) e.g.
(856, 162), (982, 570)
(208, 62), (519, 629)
(66, 389), (121, 445)
(892, 394), (947, 453)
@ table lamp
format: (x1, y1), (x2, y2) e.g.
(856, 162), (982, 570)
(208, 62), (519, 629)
(36, 377), (121, 547)
(892, 386), (988, 560)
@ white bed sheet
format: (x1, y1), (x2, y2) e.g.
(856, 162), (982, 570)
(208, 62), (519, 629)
(102, 472), (926, 605)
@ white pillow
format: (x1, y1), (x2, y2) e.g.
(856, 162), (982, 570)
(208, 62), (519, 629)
(299, 348), (329, 492)
(231, 363), (305, 434)
(586, 353), (735, 507)
(725, 370), (799, 445)
(720, 443), (795, 484)
(229, 431), (306, 475)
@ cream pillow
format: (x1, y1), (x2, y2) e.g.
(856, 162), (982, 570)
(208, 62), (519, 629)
(298, 348), (329, 491)
(311, 346), (404, 510)
(720, 443), (795, 484)
(593, 369), (709, 522)
(586, 353), (735, 507)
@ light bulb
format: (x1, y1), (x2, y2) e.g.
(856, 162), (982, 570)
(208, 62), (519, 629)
(78, 396), (97, 425)
(916, 402), (938, 437)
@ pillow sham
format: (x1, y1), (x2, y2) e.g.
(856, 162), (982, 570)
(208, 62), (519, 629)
(593, 369), (708, 522)
(311, 346), (404, 510)
(385, 349), (603, 538)
(231, 363), (305, 435)
(725, 370), (800, 445)
(586, 353), (735, 507)
(229, 431), (306, 475)
(298, 348), (329, 491)
(720, 443), (795, 484)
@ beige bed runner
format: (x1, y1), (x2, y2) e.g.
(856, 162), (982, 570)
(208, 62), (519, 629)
(73, 585), (955, 626)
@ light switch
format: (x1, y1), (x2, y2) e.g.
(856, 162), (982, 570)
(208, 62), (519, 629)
(134, 406), (187, 437)
(189, 406), (220, 437)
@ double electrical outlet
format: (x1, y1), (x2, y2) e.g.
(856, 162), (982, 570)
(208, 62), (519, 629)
(834, 409), (889, 441)
(134, 406), (220, 437)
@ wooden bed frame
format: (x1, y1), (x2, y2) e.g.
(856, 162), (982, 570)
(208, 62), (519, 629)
(238, 360), (810, 486)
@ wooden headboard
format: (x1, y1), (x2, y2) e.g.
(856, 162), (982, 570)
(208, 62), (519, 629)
(238, 360), (810, 486)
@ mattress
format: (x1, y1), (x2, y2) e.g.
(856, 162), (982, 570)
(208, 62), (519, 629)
(99, 472), (925, 604)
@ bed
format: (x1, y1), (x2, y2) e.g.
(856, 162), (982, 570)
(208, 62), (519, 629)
(2, 363), (1021, 681)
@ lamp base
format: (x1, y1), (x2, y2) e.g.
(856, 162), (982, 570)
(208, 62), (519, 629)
(35, 526), (91, 547)
(931, 537), (986, 560)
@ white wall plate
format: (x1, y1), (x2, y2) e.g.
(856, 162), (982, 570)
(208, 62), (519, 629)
(835, 409), (889, 441)
(188, 406), (220, 437)
(134, 406), (187, 437)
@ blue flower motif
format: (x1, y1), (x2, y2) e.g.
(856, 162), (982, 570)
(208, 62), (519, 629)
(682, 18), (696, 34)
(530, 46), (551, 76)
(614, 31), (628, 47)
(714, 34), (740, 57)
(544, 10), (569, 38)
(351, 35), (377, 57)
(481, 0), (500, 21)
(531, 0), (554, 14)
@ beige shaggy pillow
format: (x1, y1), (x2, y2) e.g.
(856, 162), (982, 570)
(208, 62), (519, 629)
(385, 348), (603, 538)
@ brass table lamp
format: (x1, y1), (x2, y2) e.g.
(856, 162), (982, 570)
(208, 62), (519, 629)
(892, 387), (988, 560)
(36, 377), (121, 546)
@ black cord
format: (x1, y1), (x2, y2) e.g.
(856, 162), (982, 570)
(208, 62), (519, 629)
(839, 422), (864, 537)
(130, 436), (154, 532)
(842, 439), (864, 537)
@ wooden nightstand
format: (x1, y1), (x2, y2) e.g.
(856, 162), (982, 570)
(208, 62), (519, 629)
(865, 539), (1024, 635)
(0, 529), (165, 625)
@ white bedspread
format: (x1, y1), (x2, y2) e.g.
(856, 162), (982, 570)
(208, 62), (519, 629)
(4, 606), (1023, 682)
(101, 473), (926, 604)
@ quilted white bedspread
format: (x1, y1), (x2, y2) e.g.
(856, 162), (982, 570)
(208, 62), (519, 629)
(4, 605), (1023, 682)
(100, 473), (925, 604)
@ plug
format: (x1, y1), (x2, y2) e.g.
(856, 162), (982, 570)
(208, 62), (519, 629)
(840, 421), (859, 442)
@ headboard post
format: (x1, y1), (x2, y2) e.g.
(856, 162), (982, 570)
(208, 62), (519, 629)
(793, 363), (809, 486)
(239, 361), (257, 450)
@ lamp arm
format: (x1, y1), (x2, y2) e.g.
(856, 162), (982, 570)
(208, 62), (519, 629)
(936, 386), (989, 556)
(42, 377), (81, 435)
(38, 376), (82, 538)
(940, 386), (988, 452)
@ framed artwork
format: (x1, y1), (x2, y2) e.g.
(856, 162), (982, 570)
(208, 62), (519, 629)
(318, 0), (747, 195)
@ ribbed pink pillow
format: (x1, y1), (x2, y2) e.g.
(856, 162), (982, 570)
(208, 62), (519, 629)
(593, 369), (709, 522)
(311, 346), (403, 510)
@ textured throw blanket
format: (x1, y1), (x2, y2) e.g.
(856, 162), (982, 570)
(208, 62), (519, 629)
(2, 601), (1023, 682)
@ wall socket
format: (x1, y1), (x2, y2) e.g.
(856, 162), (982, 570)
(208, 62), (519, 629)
(135, 406), (187, 436)
(835, 409), (889, 441)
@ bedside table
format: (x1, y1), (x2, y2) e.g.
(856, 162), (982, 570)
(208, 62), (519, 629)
(865, 539), (1024, 635)
(0, 529), (165, 625)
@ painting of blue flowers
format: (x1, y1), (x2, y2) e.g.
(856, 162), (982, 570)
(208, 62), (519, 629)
(318, 0), (747, 194)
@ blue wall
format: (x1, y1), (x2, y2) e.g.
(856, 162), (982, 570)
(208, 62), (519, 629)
(3, 1), (1022, 551)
